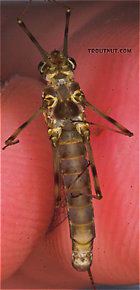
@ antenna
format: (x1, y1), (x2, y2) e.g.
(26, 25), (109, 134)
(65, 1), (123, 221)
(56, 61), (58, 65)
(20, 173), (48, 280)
(17, 0), (32, 19)
(48, 0), (71, 57)
(88, 268), (96, 290)
(17, 0), (49, 61)
(63, 8), (71, 57)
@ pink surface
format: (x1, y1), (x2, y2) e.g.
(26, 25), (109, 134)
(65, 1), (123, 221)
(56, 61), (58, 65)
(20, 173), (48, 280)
(1, 1), (139, 289)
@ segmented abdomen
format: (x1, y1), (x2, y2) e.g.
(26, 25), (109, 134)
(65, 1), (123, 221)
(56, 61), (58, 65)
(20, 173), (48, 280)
(58, 127), (95, 271)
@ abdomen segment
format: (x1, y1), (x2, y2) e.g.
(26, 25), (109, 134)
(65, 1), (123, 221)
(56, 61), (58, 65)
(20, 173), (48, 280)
(58, 128), (95, 271)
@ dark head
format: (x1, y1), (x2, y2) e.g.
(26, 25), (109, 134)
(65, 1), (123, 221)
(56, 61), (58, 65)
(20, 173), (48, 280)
(38, 50), (76, 83)
(17, 8), (75, 84)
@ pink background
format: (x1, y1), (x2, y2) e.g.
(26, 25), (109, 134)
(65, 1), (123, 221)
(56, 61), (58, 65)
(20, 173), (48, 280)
(1, 1), (139, 289)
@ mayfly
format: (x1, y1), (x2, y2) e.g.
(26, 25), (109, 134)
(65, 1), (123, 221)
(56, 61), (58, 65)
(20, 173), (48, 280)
(2, 1), (133, 289)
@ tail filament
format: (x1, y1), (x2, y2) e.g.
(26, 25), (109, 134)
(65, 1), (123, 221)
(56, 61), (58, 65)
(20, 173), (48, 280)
(88, 268), (96, 290)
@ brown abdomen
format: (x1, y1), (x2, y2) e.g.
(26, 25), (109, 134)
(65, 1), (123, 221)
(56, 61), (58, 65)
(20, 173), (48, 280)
(58, 128), (95, 270)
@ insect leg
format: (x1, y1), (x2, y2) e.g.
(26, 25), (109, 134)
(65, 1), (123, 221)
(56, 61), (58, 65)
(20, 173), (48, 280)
(63, 162), (91, 200)
(84, 100), (133, 137)
(86, 140), (103, 200)
(71, 119), (132, 135)
(47, 162), (91, 231)
(2, 106), (44, 150)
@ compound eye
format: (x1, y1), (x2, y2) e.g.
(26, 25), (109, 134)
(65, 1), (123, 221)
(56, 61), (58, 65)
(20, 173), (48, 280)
(68, 57), (76, 70)
(38, 61), (49, 74)
(38, 61), (45, 74)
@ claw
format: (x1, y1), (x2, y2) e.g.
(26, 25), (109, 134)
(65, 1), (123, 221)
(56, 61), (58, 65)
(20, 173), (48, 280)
(2, 139), (19, 150)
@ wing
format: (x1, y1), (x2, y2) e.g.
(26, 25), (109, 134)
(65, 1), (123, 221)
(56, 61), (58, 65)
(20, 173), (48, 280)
(47, 200), (68, 233)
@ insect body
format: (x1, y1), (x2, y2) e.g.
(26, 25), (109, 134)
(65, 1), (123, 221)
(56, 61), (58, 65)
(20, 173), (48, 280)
(2, 2), (133, 289)
(33, 43), (101, 286)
